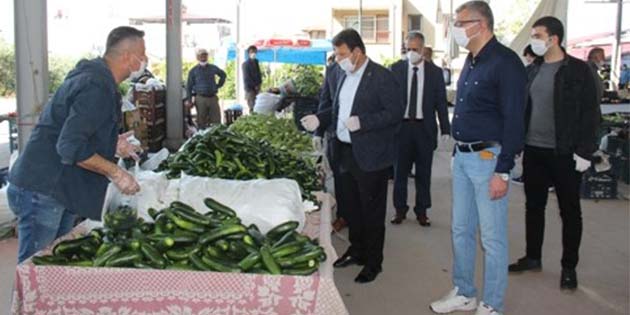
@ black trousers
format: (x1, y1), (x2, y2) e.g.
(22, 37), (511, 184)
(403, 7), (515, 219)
(336, 140), (389, 269)
(393, 120), (434, 216)
(523, 145), (583, 269)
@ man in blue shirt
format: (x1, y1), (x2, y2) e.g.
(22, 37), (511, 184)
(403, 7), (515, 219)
(8, 26), (144, 263)
(185, 48), (227, 128)
(430, 2), (526, 315)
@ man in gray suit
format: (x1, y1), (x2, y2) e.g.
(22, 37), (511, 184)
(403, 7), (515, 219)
(389, 31), (450, 227)
(301, 29), (404, 283)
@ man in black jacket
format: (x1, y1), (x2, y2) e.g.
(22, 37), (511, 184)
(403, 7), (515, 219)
(301, 29), (404, 283)
(389, 31), (450, 227)
(242, 45), (262, 112)
(508, 16), (600, 291)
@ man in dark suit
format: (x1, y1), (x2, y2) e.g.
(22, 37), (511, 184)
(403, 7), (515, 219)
(242, 45), (262, 112)
(301, 29), (404, 283)
(389, 31), (450, 227)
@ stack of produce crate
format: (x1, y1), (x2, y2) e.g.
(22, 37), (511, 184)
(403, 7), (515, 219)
(129, 87), (166, 152)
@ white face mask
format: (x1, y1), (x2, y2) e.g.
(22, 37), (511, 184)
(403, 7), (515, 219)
(596, 60), (604, 68)
(129, 55), (147, 80)
(199, 61), (208, 66)
(530, 38), (550, 56)
(452, 25), (475, 48)
(338, 53), (356, 73)
(250, 53), (256, 59)
(407, 51), (423, 64)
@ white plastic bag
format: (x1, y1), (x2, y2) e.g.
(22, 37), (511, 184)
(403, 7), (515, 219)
(141, 148), (170, 171)
(253, 92), (282, 115)
(178, 175), (305, 234)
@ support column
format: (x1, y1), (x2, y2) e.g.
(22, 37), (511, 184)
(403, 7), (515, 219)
(14, 0), (48, 152)
(165, 0), (184, 149)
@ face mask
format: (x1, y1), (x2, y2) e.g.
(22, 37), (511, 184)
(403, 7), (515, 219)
(338, 53), (356, 73)
(199, 61), (208, 66)
(250, 53), (256, 59)
(530, 38), (550, 56)
(596, 60), (604, 68)
(401, 53), (408, 61)
(452, 25), (475, 48)
(129, 55), (147, 80)
(407, 51), (423, 64)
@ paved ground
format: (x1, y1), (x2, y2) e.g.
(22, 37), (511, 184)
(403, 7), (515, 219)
(0, 102), (627, 314)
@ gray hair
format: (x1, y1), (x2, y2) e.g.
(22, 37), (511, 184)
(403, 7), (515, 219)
(406, 31), (425, 43)
(456, 1), (494, 31)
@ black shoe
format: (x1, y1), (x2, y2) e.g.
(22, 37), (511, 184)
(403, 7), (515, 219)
(508, 256), (542, 273)
(511, 176), (524, 185)
(390, 213), (406, 224)
(417, 215), (431, 227)
(354, 266), (382, 283)
(560, 269), (578, 291)
(333, 253), (365, 268)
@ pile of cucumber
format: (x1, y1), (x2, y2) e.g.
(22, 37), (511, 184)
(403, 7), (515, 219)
(32, 198), (326, 276)
(157, 125), (320, 197)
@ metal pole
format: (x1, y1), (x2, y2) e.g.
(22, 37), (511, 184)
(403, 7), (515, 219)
(236, 0), (244, 109)
(358, 0), (363, 35)
(165, 0), (184, 149)
(610, 0), (623, 90)
(392, 3), (397, 58)
(14, 0), (48, 153)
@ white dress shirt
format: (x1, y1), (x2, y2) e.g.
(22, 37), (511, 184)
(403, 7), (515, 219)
(405, 60), (424, 120)
(337, 59), (369, 143)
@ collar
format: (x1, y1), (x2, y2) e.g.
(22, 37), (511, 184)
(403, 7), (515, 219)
(348, 57), (369, 77)
(467, 36), (498, 66)
(408, 59), (424, 69)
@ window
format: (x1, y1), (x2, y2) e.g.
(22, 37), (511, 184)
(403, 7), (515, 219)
(409, 14), (422, 32)
(343, 15), (389, 44)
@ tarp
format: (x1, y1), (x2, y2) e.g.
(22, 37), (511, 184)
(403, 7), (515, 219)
(509, 0), (569, 61)
(219, 39), (333, 66)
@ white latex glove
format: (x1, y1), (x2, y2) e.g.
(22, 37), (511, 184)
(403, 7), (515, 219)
(441, 134), (451, 142)
(573, 154), (591, 172)
(312, 136), (323, 153)
(300, 115), (320, 132)
(109, 167), (140, 195)
(116, 131), (142, 161)
(344, 116), (361, 132)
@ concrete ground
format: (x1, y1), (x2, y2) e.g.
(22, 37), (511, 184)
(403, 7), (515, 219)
(0, 101), (627, 313)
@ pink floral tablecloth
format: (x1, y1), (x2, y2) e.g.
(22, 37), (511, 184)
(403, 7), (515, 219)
(12, 193), (347, 315)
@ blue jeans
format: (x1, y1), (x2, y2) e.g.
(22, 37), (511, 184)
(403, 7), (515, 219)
(451, 146), (509, 312)
(7, 184), (76, 263)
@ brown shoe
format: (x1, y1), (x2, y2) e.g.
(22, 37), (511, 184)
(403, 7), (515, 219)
(417, 215), (431, 227)
(390, 213), (406, 224)
(332, 218), (347, 232)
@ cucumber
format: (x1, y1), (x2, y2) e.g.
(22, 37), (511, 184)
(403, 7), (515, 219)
(266, 221), (299, 240)
(164, 210), (206, 234)
(166, 262), (196, 271)
(147, 208), (161, 220)
(214, 239), (230, 251)
(238, 251), (261, 271)
(172, 206), (213, 226)
(170, 201), (197, 213)
(271, 230), (297, 248)
(53, 235), (99, 257)
(95, 243), (114, 257)
(271, 242), (304, 259)
(105, 251), (142, 267)
(166, 246), (200, 261)
(201, 255), (241, 273)
(260, 245), (281, 275)
(133, 261), (154, 269)
(94, 245), (122, 267)
(203, 197), (237, 217)
(199, 225), (247, 245)
(189, 253), (212, 271)
(32, 255), (68, 266)
(242, 235), (256, 247)
(67, 260), (94, 267)
(140, 242), (167, 269)
(282, 265), (319, 276)
(277, 247), (324, 268)
(146, 234), (176, 248)
(247, 225), (266, 246)
(205, 245), (225, 259)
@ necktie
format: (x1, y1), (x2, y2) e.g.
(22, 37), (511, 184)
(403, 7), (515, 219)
(408, 66), (418, 119)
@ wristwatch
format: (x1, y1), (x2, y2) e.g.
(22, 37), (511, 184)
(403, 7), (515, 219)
(494, 173), (510, 181)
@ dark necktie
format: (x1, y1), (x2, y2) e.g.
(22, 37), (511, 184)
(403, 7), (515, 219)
(408, 66), (418, 119)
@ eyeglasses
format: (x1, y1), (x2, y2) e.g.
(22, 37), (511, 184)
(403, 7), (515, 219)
(453, 19), (480, 28)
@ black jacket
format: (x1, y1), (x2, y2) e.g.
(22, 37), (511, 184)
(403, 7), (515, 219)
(242, 59), (262, 92)
(526, 54), (600, 160)
(316, 60), (404, 172)
(390, 59), (450, 150)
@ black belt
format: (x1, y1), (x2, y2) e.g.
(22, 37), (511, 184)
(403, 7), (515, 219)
(403, 118), (424, 122)
(197, 94), (216, 98)
(455, 141), (500, 152)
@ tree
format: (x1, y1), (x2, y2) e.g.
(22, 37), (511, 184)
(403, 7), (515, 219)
(494, 0), (539, 45)
(0, 37), (16, 96)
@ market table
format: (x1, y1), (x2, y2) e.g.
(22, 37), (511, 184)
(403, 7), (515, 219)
(601, 103), (630, 115)
(12, 193), (348, 315)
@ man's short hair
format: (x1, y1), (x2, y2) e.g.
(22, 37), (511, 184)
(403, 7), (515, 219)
(406, 31), (425, 43)
(247, 45), (258, 54)
(532, 16), (564, 44)
(588, 47), (605, 61)
(105, 26), (145, 56)
(523, 44), (536, 57)
(456, 1), (494, 31)
(332, 29), (366, 54)
(196, 48), (208, 56)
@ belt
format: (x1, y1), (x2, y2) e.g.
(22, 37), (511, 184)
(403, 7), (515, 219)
(455, 141), (500, 153)
(403, 118), (424, 122)
(197, 93), (216, 98)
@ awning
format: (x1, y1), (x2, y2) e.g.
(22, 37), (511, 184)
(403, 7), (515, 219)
(219, 39), (333, 66)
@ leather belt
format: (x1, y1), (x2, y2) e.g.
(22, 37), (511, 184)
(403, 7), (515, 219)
(455, 141), (500, 153)
(403, 118), (424, 122)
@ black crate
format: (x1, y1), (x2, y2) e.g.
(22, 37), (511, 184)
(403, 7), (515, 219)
(606, 136), (630, 157)
(223, 109), (243, 126)
(581, 170), (618, 199)
(611, 155), (630, 184)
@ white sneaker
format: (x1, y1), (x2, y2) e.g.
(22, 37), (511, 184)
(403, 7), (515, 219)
(430, 287), (478, 314)
(475, 302), (502, 315)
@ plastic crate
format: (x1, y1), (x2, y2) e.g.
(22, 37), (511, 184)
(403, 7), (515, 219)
(581, 170), (618, 199)
(223, 109), (243, 126)
(610, 155), (630, 184)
